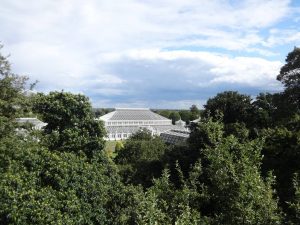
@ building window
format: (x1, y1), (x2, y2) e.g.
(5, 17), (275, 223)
(117, 134), (122, 138)
(123, 134), (127, 138)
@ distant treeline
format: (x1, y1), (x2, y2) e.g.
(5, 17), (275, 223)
(94, 106), (202, 125)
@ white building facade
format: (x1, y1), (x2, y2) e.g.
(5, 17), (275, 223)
(98, 108), (187, 140)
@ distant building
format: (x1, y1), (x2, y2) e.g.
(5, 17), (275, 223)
(175, 118), (186, 127)
(98, 108), (187, 140)
(160, 129), (190, 145)
(191, 117), (201, 124)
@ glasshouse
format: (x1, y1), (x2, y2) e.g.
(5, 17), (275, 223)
(98, 108), (188, 140)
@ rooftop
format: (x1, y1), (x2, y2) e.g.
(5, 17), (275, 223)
(100, 108), (170, 121)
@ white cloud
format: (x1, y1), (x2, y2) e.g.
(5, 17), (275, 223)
(0, 0), (293, 52)
(0, 0), (298, 108)
(264, 29), (300, 47)
(108, 49), (282, 88)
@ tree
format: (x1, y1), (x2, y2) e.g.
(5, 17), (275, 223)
(169, 111), (181, 124)
(33, 91), (106, 158)
(0, 133), (136, 225)
(190, 105), (200, 121)
(277, 47), (300, 112)
(115, 141), (124, 153)
(158, 110), (171, 119)
(261, 122), (300, 219)
(289, 174), (300, 225)
(204, 91), (252, 125)
(114, 130), (167, 187)
(179, 110), (191, 123)
(162, 118), (224, 187)
(132, 168), (210, 225)
(203, 136), (282, 224)
(0, 45), (29, 137)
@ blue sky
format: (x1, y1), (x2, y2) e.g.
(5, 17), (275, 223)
(1, 0), (300, 109)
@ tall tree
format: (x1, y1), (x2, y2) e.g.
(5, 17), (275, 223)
(169, 111), (181, 124)
(115, 130), (167, 187)
(190, 104), (201, 121)
(204, 91), (252, 124)
(277, 47), (300, 113)
(33, 91), (106, 158)
(0, 45), (28, 137)
(158, 110), (171, 119)
(179, 110), (191, 123)
(261, 119), (300, 220)
(204, 136), (282, 224)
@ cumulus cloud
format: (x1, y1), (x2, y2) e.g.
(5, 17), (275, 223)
(0, 0), (299, 108)
(88, 49), (283, 108)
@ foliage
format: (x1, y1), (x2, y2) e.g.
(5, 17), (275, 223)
(277, 47), (300, 113)
(169, 111), (181, 124)
(224, 122), (249, 141)
(0, 45), (29, 137)
(203, 136), (282, 224)
(179, 110), (191, 123)
(261, 121), (300, 219)
(133, 167), (210, 225)
(289, 174), (300, 224)
(0, 133), (137, 225)
(115, 141), (124, 153)
(93, 108), (114, 118)
(157, 106), (201, 123)
(158, 110), (171, 119)
(33, 91), (106, 158)
(115, 130), (167, 187)
(190, 104), (201, 121)
(204, 91), (252, 124)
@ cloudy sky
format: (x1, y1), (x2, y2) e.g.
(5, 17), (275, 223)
(1, 0), (300, 109)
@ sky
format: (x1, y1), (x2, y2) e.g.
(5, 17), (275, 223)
(1, 0), (300, 109)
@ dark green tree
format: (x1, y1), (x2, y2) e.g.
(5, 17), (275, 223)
(0, 45), (29, 137)
(204, 91), (252, 124)
(158, 110), (171, 119)
(261, 119), (300, 220)
(277, 47), (300, 113)
(179, 110), (191, 123)
(33, 91), (106, 158)
(115, 130), (167, 187)
(169, 111), (181, 124)
(204, 135), (282, 224)
(289, 174), (300, 224)
(0, 133), (137, 225)
(190, 104), (201, 121)
(132, 167), (210, 224)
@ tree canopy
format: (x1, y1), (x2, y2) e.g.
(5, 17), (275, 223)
(204, 91), (252, 124)
(33, 91), (106, 158)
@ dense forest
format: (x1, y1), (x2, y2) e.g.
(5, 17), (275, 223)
(0, 45), (299, 224)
